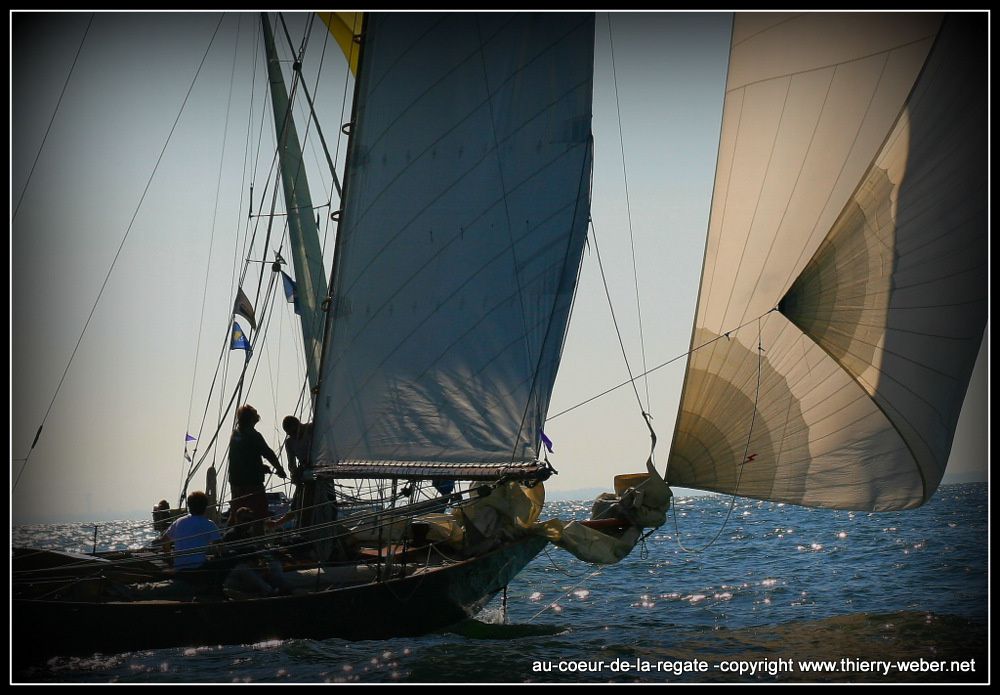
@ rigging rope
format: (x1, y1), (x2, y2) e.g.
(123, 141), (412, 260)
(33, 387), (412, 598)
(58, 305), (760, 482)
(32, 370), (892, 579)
(278, 12), (343, 198)
(606, 13), (652, 416)
(183, 13), (244, 495)
(269, 10), (336, 448)
(13, 14), (228, 493)
(13, 482), (486, 579)
(13, 13), (94, 222)
(271, 11), (335, 416)
(527, 566), (603, 624)
(472, 16), (535, 404)
(184, 268), (284, 500)
(183, 15), (316, 500)
(509, 136), (594, 466)
(670, 314), (767, 553)
(547, 307), (778, 422)
(589, 220), (646, 417)
(587, 215), (660, 489)
(542, 546), (593, 579)
(202, 8), (359, 509)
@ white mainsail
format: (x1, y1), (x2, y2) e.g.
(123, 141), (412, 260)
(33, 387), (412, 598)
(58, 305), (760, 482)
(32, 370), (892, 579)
(312, 14), (596, 470)
(667, 13), (987, 510)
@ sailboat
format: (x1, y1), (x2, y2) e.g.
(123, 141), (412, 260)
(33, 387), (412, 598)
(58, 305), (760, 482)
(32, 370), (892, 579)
(12, 10), (986, 664)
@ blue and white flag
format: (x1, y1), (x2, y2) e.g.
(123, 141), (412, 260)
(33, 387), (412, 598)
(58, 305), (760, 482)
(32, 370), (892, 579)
(230, 322), (252, 359)
(280, 271), (301, 315)
(185, 433), (197, 443)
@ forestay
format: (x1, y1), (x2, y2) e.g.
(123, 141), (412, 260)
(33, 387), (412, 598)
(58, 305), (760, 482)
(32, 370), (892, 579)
(313, 13), (596, 472)
(667, 14), (986, 511)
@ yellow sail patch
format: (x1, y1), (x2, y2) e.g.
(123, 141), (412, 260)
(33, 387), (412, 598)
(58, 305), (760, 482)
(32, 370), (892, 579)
(318, 12), (363, 74)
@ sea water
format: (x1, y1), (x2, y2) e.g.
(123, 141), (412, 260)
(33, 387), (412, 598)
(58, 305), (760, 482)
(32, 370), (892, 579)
(11, 483), (988, 684)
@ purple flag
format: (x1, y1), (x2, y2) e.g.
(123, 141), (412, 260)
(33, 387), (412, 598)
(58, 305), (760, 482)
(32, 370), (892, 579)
(540, 430), (554, 454)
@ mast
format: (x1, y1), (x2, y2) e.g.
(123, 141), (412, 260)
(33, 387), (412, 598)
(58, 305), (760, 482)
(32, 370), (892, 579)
(261, 12), (328, 392)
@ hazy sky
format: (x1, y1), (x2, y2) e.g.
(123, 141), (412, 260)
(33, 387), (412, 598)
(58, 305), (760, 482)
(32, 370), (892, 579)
(10, 11), (988, 524)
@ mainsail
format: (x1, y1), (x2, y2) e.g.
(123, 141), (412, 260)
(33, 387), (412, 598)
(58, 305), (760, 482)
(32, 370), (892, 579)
(667, 14), (987, 511)
(312, 14), (596, 472)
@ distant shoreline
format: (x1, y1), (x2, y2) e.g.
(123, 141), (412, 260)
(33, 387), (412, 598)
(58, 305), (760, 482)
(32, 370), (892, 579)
(11, 481), (987, 527)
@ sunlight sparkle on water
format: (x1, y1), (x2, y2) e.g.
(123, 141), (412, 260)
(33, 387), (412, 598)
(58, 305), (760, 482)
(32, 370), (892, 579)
(250, 639), (283, 650)
(13, 486), (986, 683)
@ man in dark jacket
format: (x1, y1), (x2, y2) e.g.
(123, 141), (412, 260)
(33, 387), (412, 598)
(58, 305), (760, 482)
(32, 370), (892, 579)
(228, 404), (286, 521)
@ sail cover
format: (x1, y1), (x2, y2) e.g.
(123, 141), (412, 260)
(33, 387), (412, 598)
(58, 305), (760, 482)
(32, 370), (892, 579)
(666, 13), (986, 511)
(312, 13), (595, 469)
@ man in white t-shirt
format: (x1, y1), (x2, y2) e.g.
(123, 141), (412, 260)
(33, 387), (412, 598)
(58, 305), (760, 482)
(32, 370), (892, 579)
(160, 490), (221, 570)
(281, 415), (317, 526)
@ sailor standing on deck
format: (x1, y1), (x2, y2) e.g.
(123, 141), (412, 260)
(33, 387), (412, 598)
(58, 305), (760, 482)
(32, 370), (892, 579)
(228, 404), (286, 522)
(281, 415), (320, 526)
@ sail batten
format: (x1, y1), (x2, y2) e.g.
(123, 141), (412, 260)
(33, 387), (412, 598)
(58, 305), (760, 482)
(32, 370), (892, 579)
(313, 13), (595, 468)
(667, 13), (985, 511)
(312, 459), (550, 481)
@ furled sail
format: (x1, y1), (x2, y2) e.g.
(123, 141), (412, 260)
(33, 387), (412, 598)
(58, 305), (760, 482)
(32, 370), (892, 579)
(312, 13), (596, 471)
(667, 14), (986, 511)
(262, 14), (328, 390)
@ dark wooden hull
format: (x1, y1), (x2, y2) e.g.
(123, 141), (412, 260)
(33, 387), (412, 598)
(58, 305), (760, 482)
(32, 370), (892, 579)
(13, 535), (548, 666)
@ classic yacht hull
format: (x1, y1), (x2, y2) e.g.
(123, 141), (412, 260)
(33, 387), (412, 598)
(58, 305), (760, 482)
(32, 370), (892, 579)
(13, 535), (548, 666)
